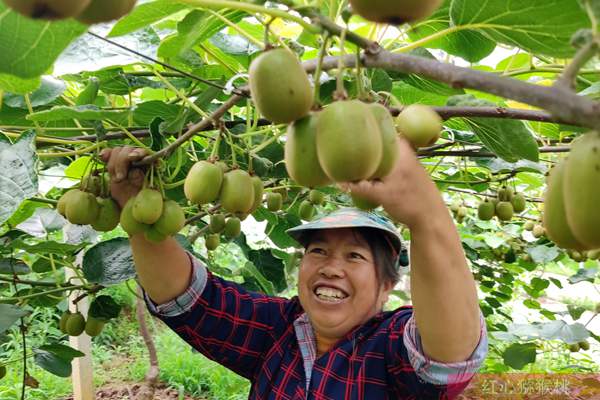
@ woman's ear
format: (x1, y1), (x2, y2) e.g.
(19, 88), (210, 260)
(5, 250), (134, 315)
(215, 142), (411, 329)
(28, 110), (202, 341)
(379, 280), (395, 309)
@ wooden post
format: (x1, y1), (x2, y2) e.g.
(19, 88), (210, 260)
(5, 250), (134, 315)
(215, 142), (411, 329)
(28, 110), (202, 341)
(66, 262), (95, 400)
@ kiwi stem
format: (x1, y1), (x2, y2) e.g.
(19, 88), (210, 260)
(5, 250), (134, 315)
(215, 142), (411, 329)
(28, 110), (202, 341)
(334, 28), (348, 99)
(23, 93), (43, 136)
(163, 178), (186, 190)
(0, 284), (88, 303)
(313, 33), (331, 105)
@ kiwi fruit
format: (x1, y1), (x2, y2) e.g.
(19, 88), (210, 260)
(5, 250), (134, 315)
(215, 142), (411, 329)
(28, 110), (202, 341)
(248, 176), (265, 214)
(209, 214), (226, 234)
(120, 198), (149, 236)
(299, 200), (316, 221)
(266, 192), (283, 212)
(249, 48), (313, 124)
(396, 105), (442, 148)
(317, 100), (382, 182)
(84, 316), (105, 337)
(144, 226), (168, 243)
(224, 217), (241, 239)
(523, 221), (535, 231)
(588, 249), (600, 260)
(495, 202), (514, 221)
(91, 198), (121, 232)
(351, 193), (378, 211)
(220, 170), (255, 215)
(478, 200), (495, 221)
(308, 190), (325, 206)
(543, 162), (586, 250)
(205, 234), (220, 251)
(65, 190), (99, 225)
(568, 343), (580, 352)
(57, 189), (80, 217)
(153, 200), (185, 236)
(184, 161), (223, 205)
(76, 0), (137, 24)
(579, 340), (590, 351)
(133, 189), (163, 225)
(532, 225), (545, 238)
(82, 174), (102, 196)
(368, 103), (399, 179)
(563, 132), (600, 249)
(349, 0), (443, 24)
(65, 312), (85, 336)
(511, 193), (526, 213)
(2, 0), (91, 19)
(59, 310), (72, 334)
(285, 114), (332, 188)
(498, 186), (514, 202)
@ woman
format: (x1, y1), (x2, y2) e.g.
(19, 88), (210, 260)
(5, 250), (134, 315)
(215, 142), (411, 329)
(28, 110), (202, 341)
(101, 138), (487, 399)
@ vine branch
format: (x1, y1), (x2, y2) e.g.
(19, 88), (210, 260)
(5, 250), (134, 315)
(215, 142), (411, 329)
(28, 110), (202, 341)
(418, 146), (570, 158)
(555, 38), (599, 90)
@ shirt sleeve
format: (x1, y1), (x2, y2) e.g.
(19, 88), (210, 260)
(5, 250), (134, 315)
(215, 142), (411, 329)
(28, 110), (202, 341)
(402, 309), (488, 386)
(141, 254), (299, 380)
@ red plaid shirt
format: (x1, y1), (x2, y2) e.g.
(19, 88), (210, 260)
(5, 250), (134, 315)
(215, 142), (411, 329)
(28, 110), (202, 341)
(144, 256), (487, 399)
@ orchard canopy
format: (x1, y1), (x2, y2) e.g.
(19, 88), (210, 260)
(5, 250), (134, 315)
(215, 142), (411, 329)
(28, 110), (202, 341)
(0, 0), (599, 390)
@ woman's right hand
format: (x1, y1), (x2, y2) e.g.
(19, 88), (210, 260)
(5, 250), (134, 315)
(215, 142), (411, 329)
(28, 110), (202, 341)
(100, 146), (148, 208)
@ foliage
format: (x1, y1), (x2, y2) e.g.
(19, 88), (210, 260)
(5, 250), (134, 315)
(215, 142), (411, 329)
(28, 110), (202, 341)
(0, 0), (599, 396)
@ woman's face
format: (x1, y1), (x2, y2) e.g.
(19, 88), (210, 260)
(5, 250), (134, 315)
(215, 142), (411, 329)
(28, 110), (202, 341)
(298, 228), (393, 343)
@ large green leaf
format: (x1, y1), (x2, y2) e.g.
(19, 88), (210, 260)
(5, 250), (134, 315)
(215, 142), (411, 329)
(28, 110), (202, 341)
(34, 344), (84, 378)
(0, 304), (29, 334)
(447, 95), (539, 162)
(502, 342), (537, 370)
(82, 238), (136, 286)
(0, 131), (38, 225)
(16, 208), (65, 238)
(109, 0), (187, 37)
(27, 105), (128, 122)
(0, 3), (87, 78)
(89, 295), (122, 321)
(0, 73), (40, 94)
(406, 1), (496, 62)
(3, 76), (66, 109)
(0, 258), (30, 275)
(451, 0), (590, 58)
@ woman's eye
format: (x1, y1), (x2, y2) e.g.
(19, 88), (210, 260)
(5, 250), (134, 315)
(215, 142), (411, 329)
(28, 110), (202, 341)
(309, 247), (325, 254)
(350, 252), (365, 260)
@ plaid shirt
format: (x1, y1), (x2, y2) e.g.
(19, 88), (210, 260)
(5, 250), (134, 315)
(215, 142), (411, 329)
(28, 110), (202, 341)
(144, 256), (487, 399)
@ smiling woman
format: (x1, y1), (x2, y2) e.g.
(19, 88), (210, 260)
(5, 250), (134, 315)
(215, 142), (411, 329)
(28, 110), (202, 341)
(100, 138), (488, 399)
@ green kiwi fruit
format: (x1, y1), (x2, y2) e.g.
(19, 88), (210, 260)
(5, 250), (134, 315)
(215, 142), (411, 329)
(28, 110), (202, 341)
(285, 114), (332, 188)
(84, 316), (105, 337)
(368, 103), (399, 179)
(184, 161), (223, 205)
(65, 312), (85, 336)
(132, 189), (163, 225)
(266, 192), (283, 212)
(220, 170), (255, 215)
(2, 0), (91, 19)
(65, 190), (99, 225)
(249, 48), (313, 124)
(153, 200), (185, 236)
(348, 0), (443, 24)
(317, 100), (382, 182)
(396, 105), (442, 148)
(224, 217), (241, 239)
(120, 198), (149, 236)
(76, 0), (137, 24)
(91, 198), (121, 232)
(209, 214), (226, 234)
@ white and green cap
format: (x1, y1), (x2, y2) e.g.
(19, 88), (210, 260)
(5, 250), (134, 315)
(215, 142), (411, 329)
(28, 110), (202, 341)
(286, 208), (408, 268)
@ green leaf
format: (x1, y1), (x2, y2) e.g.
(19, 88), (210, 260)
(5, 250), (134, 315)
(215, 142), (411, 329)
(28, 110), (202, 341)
(527, 245), (560, 264)
(0, 2), (87, 78)
(242, 261), (276, 296)
(82, 238), (136, 286)
(0, 131), (38, 226)
(0, 258), (30, 275)
(502, 343), (537, 370)
(448, 95), (539, 162)
(9, 239), (83, 255)
(3, 76), (66, 109)
(89, 295), (122, 321)
(567, 304), (587, 320)
(109, 0), (187, 37)
(34, 348), (72, 377)
(451, 0), (590, 58)
(27, 105), (127, 122)
(0, 73), (41, 94)
(407, 1), (496, 62)
(16, 208), (65, 238)
(0, 304), (29, 334)
(568, 267), (598, 284)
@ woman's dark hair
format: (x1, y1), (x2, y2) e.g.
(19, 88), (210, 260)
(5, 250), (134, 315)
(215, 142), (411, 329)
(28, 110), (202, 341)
(297, 227), (401, 287)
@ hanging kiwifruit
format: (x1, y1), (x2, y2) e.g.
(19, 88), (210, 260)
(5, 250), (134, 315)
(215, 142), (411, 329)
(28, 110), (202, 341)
(477, 199), (495, 221)
(543, 162), (586, 250)
(348, 0), (443, 24)
(495, 202), (514, 222)
(2, 0), (91, 20)
(299, 200), (316, 221)
(368, 103), (399, 179)
(563, 132), (600, 249)
(511, 193), (527, 213)
(285, 114), (332, 188)
(249, 48), (313, 124)
(266, 192), (283, 212)
(59, 310), (72, 334)
(84, 316), (105, 337)
(65, 190), (100, 225)
(91, 198), (121, 232)
(132, 189), (163, 225)
(205, 234), (221, 251)
(248, 176), (265, 214)
(220, 170), (255, 215)
(65, 312), (86, 336)
(153, 200), (185, 236)
(184, 161), (223, 205)
(223, 217), (242, 239)
(120, 198), (149, 236)
(209, 214), (226, 234)
(317, 100), (382, 182)
(76, 0), (137, 24)
(396, 104), (442, 148)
